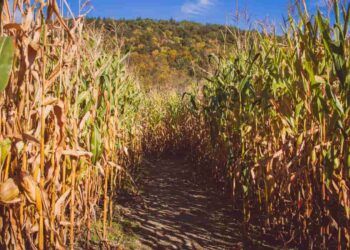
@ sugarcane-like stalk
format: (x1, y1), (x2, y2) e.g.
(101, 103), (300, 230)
(103, 165), (109, 240)
(38, 14), (47, 250)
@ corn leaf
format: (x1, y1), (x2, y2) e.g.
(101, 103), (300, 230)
(91, 125), (102, 164)
(0, 37), (15, 92)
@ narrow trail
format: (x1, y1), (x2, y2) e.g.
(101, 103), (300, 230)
(116, 157), (269, 250)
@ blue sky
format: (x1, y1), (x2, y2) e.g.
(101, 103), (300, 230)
(70, 0), (329, 27)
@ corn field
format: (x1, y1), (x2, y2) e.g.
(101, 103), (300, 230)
(0, 0), (143, 249)
(1, 0), (350, 249)
(144, 1), (350, 248)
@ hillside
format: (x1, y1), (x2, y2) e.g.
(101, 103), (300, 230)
(86, 18), (236, 90)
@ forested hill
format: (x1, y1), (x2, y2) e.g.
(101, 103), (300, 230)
(86, 18), (237, 90)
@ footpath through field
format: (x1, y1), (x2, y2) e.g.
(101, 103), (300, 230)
(117, 157), (275, 250)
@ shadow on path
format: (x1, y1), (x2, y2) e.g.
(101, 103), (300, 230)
(116, 157), (263, 250)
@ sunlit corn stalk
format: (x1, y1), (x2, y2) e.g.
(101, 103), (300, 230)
(103, 165), (109, 241)
(38, 13), (47, 250)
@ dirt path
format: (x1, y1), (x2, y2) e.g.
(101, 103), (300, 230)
(116, 157), (268, 250)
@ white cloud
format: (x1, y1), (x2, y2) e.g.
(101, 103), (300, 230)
(181, 0), (215, 16)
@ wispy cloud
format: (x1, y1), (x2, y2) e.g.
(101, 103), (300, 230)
(314, 0), (325, 6)
(312, 0), (330, 8)
(181, 0), (215, 16)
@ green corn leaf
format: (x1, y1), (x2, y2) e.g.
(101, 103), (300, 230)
(77, 90), (90, 105)
(294, 101), (304, 128)
(0, 37), (15, 92)
(316, 11), (331, 54)
(304, 60), (315, 85)
(333, 0), (340, 26)
(323, 149), (334, 188)
(91, 125), (102, 164)
(343, 3), (350, 36)
(325, 83), (344, 117)
(238, 53), (260, 93)
(0, 139), (11, 167)
(317, 12), (347, 86)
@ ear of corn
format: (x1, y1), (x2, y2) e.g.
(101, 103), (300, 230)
(0, 178), (20, 204)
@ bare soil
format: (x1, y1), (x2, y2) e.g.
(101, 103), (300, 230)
(115, 157), (278, 250)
